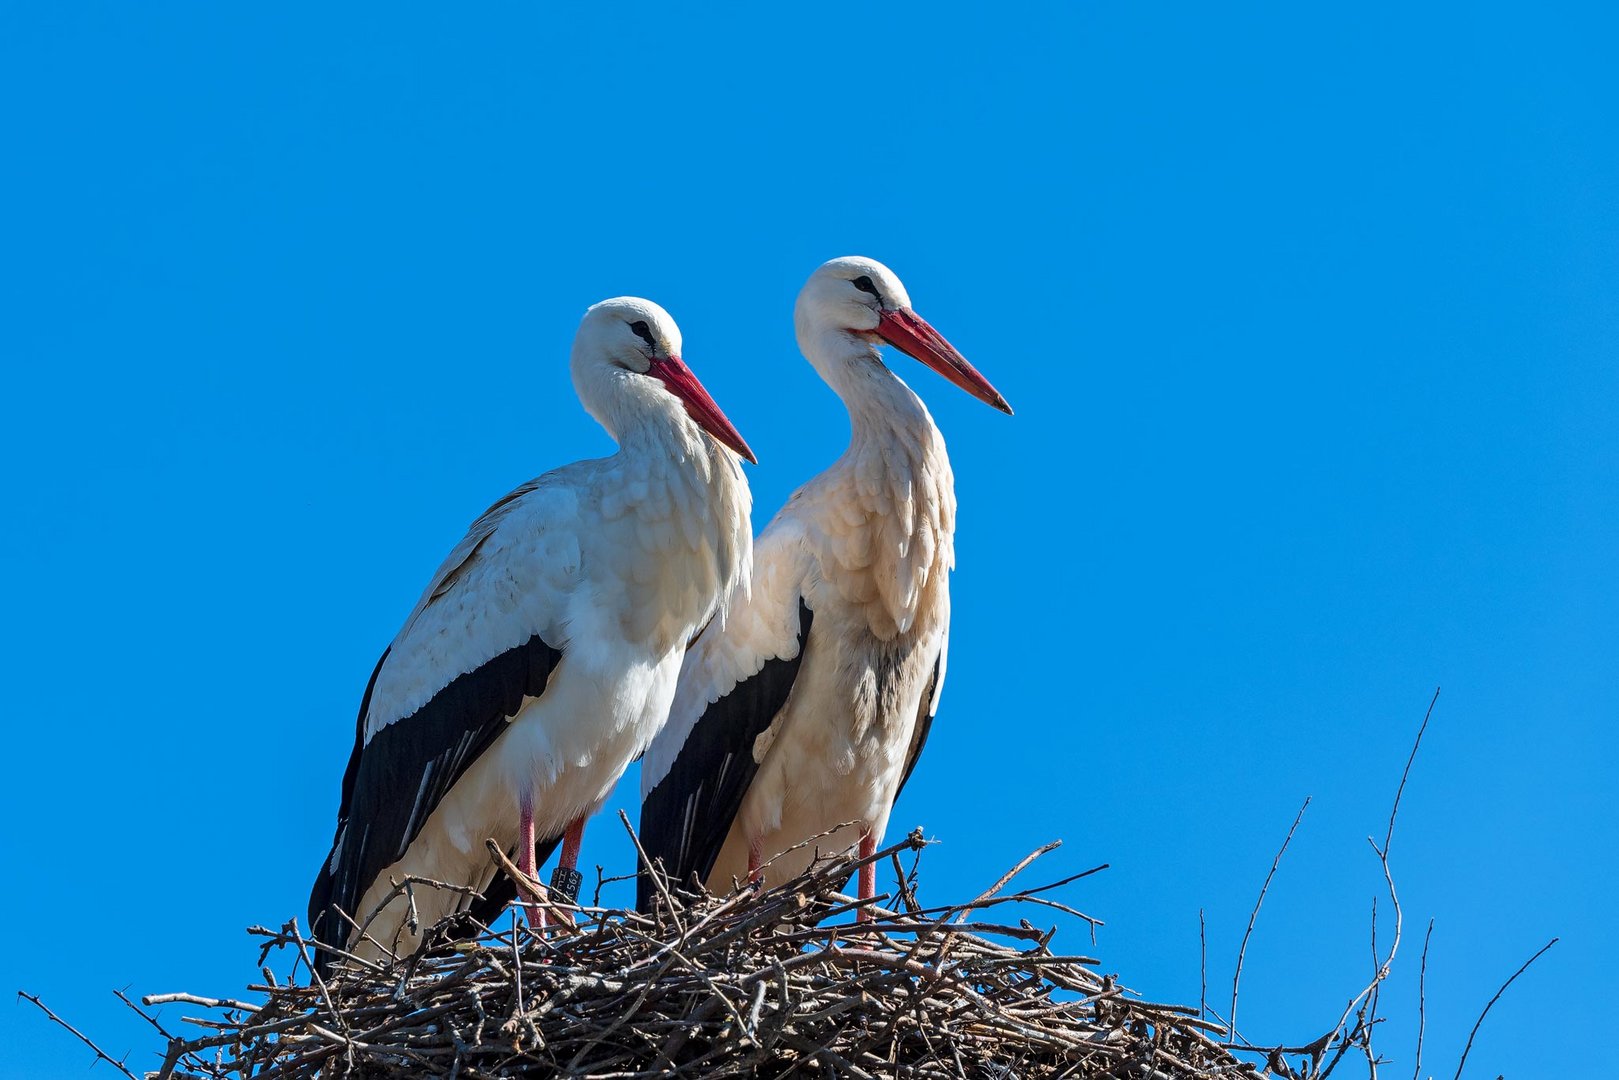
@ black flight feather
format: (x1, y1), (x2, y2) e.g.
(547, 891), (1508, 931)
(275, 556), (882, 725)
(894, 652), (942, 799)
(308, 632), (562, 973)
(637, 599), (814, 911)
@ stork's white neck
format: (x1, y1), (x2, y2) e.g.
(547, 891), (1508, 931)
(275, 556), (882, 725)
(568, 362), (753, 654)
(800, 329), (937, 450)
(617, 395), (713, 466)
(579, 369), (697, 462)
(796, 326), (957, 640)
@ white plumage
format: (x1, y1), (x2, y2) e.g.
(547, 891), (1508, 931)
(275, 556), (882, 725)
(310, 297), (753, 972)
(640, 257), (1009, 909)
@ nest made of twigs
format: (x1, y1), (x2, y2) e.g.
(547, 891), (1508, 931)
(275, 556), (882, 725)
(132, 820), (1260, 1079)
(28, 693), (1543, 1080)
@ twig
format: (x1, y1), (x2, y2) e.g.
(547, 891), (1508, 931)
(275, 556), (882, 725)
(1229, 794), (1311, 1043)
(1385, 687), (1440, 858)
(953, 840), (1062, 922)
(1453, 937), (1558, 1080)
(1199, 908), (1207, 1022)
(1413, 919), (1433, 1080)
(16, 991), (139, 1079)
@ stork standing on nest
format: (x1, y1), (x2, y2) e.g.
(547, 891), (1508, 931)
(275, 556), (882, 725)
(308, 298), (754, 974)
(639, 257), (1010, 913)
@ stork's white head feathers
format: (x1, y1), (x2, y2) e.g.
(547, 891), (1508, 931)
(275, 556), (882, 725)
(793, 257), (1012, 415)
(572, 297), (756, 463)
(574, 296), (682, 376)
(794, 256), (913, 337)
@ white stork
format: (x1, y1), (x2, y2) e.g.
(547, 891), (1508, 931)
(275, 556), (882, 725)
(639, 256), (1010, 913)
(308, 297), (754, 974)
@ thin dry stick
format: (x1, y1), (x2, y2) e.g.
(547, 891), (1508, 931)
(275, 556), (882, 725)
(619, 809), (684, 932)
(1199, 908), (1208, 1022)
(1386, 687), (1441, 858)
(952, 840), (1062, 922)
(1453, 937), (1558, 1080)
(1228, 794), (1311, 1044)
(1412, 919), (1433, 1080)
(509, 907), (524, 1017)
(113, 986), (185, 1044)
(16, 991), (139, 1080)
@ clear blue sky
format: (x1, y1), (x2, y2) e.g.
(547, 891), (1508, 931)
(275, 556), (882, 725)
(3, 4), (1614, 1076)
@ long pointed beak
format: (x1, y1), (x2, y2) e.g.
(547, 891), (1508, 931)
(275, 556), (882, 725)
(648, 356), (758, 464)
(876, 308), (1012, 415)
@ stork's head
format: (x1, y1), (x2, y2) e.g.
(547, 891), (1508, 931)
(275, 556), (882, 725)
(794, 256), (1012, 415)
(573, 297), (756, 463)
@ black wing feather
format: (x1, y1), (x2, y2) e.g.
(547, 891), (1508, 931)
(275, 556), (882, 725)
(894, 652), (943, 800)
(308, 632), (562, 959)
(637, 600), (813, 910)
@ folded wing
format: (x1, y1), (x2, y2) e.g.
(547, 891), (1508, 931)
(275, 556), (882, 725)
(638, 521), (814, 907)
(308, 478), (580, 950)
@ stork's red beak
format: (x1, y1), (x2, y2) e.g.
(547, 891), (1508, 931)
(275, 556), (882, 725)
(876, 308), (1012, 415)
(648, 356), (758, 464)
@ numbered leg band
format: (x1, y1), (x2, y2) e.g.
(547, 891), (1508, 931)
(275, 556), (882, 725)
(549, 866), (582, 906)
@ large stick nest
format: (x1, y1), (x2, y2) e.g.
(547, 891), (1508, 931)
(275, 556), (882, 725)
(139, 824), (1256, 1079)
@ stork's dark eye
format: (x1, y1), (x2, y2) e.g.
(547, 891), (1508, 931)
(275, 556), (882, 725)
(628, 320), (656, 348)
(851, 275), (880, 297)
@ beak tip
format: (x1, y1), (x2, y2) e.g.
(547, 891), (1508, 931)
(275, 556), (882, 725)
(881, 308), (1010, 418)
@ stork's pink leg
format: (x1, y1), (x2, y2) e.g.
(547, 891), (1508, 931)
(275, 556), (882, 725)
(558, 816), (585, 873)
(517, 791), (548, 930)
(547, 816), (585, 913)
(856, 828), (878, 923)
(747, 836), (764, 885)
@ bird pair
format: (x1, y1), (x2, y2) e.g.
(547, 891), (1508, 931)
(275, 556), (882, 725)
(307, 256), (1011, 977)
